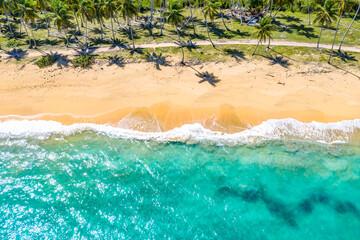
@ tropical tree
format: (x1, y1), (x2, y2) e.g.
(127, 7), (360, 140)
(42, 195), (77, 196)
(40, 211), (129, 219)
(0, 0), (15, 37)
(49, 0), (73, 46)
(16, 0), (39, 48)
(307, 0), (310, 25)
(338, 1), (360, 52)
(77, 0), (94, 50)
(328, 0), (346, 63)
(35, 0), (50, 36)
(93, 0), (106, 41)
(164, 0), (185, 64)
(252, 16), (274, 55)
(203, 0), (219, 47)
(103, 0), (117, 41)
(65, 0), (81, 33)
(313, 2), (337, 50)
(118, 0), (137, 50)
(218, 0), (230, 31)
(188, 0), (196, 35)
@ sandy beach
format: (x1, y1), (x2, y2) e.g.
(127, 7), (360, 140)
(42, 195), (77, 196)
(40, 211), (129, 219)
(1, 59), (360, 132)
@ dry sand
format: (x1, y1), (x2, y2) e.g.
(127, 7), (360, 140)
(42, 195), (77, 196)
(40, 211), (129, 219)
(1, 59), (360, 132)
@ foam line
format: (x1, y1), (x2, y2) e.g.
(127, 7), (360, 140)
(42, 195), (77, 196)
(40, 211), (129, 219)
(0, 119), (359, 144)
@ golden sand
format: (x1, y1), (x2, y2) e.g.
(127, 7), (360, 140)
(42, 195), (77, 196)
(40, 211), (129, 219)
(0, 60), (359, 132)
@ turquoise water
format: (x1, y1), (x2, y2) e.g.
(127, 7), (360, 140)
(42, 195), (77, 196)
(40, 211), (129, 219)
(1, 122), (360, 239)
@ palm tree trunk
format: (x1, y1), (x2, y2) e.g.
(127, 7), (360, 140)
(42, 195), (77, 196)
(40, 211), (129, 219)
(339, 3), (360, 52)
(99, 18), (104, 42)
(270, 0), (273, 16)
(267, 37), (271, 50)
(128, 16), (135, 50)
(272, 7), (281, 20)
(204, 15), (215, 47)
(307, 0), (310, 25)
(30, 26), (36, 48)
(219, 7), (230, 31)
(317, 27), (323, 50)
(252, 39), (260, 55)
(238, 0), (243, 26)
(4, 9), (14, 38)
(74, 11), (81, 33)
(189, 0), (196, 35)
(150, 0), (154, 24)
(328, 15), (342, 63)
(85, 19), (88, 50)
(176, 27), (185, 64)
(22, 19), (32, 48)
(64, 31), (69, 47)
(43, 9), (50, 37)
(110, 15), (115, 41)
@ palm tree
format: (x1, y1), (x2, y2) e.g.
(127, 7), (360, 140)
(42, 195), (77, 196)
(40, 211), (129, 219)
(36, 0), (50, 36)
(93, 0), (106, 41)
(16, 0), (39, 48)
(188, 0), (196, 35)
(77, 0), (94, 50)
(103, 0), (117, 41)
(0, 0), (15, 37)
(252, 16), (273, 56)
(313, 2), (337, 50)
(328, 0), (345, 63)
(338, 2), (360, 52)
(65, 0), (81, 34)
(49, 0), (73, 46)
(307, 0), (310, 25)
(203, 0), (219, 47)
(218, 0), (230, 31)
(164, 0), (185, 64)
(118, 0), (138, 50)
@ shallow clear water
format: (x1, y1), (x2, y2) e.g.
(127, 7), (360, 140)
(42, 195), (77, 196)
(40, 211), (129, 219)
(1, 130), (360, 239)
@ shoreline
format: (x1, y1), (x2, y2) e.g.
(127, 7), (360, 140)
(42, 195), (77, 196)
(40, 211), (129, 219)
(1, 59), (360, 133)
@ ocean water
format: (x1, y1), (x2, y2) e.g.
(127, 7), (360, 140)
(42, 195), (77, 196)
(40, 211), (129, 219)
(1, 120), (360, 239)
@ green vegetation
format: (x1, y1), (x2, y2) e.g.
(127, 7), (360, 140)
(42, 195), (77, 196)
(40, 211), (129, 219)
(35, 54), (56, 67)
(0, 0), (359, 64)
(4, 38), (20, 48)
(72, 54), (94, 67)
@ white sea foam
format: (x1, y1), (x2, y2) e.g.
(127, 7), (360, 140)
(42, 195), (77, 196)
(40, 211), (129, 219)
(0, 119), (359, 144)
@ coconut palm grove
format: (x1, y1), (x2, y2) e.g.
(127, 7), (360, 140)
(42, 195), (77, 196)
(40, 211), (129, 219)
(0, 0), (359, 64)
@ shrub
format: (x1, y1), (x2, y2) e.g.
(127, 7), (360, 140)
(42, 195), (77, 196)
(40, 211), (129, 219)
(5, 39), (20, 48)
(35, 55), (56, 68)
(72, 54), (94, 68)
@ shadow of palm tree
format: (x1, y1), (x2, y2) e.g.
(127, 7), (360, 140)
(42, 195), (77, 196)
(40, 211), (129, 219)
(89, 37), (111, 46)
(330, 63), (360, 79)
(224, 49), (246, 62)
(39, 39), (62, 46)
(196, 71), (221, 87)
(55, 54), (70, 68)
(4, 48), (28, 61)
(107, 55), (125, 67)
(130, 47), (145, 55)
(335, 51), (358, 62)
(109, 39), (128, 49)
(74, 46), (99, 54)
(288, 24), (316, 39)
(277, 15), (302, 23)
(144, 52), (171, 70)
(263, 54), (291, 68)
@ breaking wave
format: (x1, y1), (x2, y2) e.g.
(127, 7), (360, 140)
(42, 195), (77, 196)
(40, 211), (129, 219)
(0, 118), (359, 144)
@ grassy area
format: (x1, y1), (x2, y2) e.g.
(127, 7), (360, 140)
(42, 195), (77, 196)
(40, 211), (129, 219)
(0, 9), (359, 52)
(9, 44), (360, 71)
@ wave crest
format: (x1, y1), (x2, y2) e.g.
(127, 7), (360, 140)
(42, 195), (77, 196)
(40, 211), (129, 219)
(0, 119), (359, 144)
